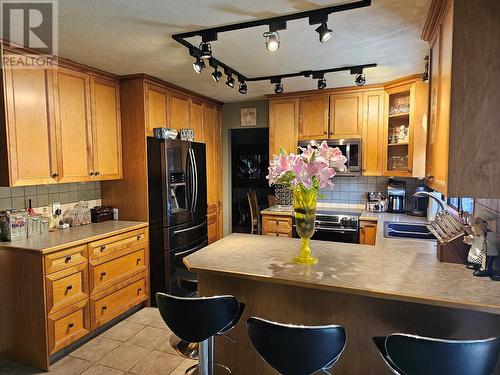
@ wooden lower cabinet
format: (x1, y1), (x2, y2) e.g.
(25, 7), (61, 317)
(262, 214), (293, 237)
(359, 220), (377, 245)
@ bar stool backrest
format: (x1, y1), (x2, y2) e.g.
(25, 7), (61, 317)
(386, 334), (500, 375)
(247, 317), (346, 375)
(156, 293), (240, 343)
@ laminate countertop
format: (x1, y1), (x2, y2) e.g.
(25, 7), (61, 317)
(185, 213), (500, 315)
(0, 220), (148, 254)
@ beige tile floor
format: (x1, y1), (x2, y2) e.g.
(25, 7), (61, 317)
(0, 308), (197, 375)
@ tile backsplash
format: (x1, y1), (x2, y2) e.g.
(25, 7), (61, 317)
(318, 176), (421, 207)
(0, 182), (102, 211)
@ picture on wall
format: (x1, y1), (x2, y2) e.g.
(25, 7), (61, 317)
(241, 107), (257, 127)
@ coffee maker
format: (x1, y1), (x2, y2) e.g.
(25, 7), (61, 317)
(387, 179), (406, 213)
(408, 184), (431, 217)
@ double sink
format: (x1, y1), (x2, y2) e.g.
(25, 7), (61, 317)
(383, 221), (436, 241)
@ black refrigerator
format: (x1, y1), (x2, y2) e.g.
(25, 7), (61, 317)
(147, 138), (207, 300)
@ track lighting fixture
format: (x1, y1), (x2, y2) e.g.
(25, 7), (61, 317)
(315, 22), (333, 43)
(355, 73), (366, 86)
(199, 42), (212, 60)
(263, 31), (280, 52)
(238, 81), (248, 94)
(274, 81), (283, 94)
(317, 77), (327, 90)
(226, 74), (235, 88)
(192, 57), (205, 74)
(212, 69), (222, 82)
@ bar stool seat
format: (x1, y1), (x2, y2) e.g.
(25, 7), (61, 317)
(373, 334), (500, 375)
(247, 317), (346, 375)
(157, 293), (245, 375)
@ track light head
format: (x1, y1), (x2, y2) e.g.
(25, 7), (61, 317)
(355, 73), (366, 86)
(226, 75), (235, 88)
(212, 69), (222, 82)
(274, 81), (283, 94)
(199, 42), (212, 60)
(317, 77), (327, 90)
(193, 58), (205, 74)
(238, 82), (248, 94)
(263, 31), (280, 52)
(315, 22), (332, 43)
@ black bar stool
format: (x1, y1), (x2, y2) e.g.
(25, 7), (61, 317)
(157, 293), (245, 375)
(373, 333), (500, 375)
(247, 317), (346, 375)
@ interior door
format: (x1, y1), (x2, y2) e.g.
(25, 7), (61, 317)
(329, 92), (363, 139)
(298, 95), (329, 140)
(90, 77), (122, 180)
(54, 68), (93, 182)
(3, 63), (57, 186)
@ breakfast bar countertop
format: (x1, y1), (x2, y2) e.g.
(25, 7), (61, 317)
(185, 223), (500, 315)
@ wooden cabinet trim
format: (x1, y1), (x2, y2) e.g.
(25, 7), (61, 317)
(88, 227), (148, 260)
(44, 244), (88, 275)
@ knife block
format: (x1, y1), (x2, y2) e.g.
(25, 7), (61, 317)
(436, 235), (470, 264)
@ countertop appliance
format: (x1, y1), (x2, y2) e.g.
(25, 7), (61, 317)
(147, 138), (207, 300)
(293, 209), (361, 243)
(408, 184), (431, 217)
(387, 179), (406, 213)
(366, 191), (385, 212)
(297, 139), (361, 176)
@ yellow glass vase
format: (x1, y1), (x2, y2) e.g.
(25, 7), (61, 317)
(293, 186), (318, 265)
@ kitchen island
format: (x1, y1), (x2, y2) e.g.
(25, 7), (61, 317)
(185, 228), (500, 375)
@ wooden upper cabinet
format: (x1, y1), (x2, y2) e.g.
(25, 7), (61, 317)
(90, 77), (122, 180)
(298, 95), (329, 140)
(269, 98), (299, 156)
(1, 65), (57, 186)
(145, 84), (168, 136)
(362, 90), (385, 176)
(329, 92), (363, 139)
(189, 98), (204, 142)
(169, 92), (189, 130)
(54, 68), (93, 183)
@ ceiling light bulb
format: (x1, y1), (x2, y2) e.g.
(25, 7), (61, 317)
(193, 58), (205, 74)
(274, 82), (283, 94)
(315, 22), (333, 43)
(264, 31), (280, 52)
(355, 73), (366, 86)
(239, 82), (248, 94)
(226, 75), (235, 88)
(317, 77), (327, 90)
(199, 42), (212, 60)
(212, 69), (222, 82)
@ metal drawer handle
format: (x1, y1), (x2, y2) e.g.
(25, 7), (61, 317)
(68, 323), (74, 328)
(102, 306), (107, 311)
(136, 258), (142, 265)
(65, 256), (72, 263)
(137, 288), (142, 294)
(66, 285), (73, 292)
(100, 272), (107, 279)
(100, 245), (106, 252)
(137, 235), (143, 241)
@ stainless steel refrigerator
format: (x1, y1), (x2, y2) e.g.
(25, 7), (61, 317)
(147, 138), (207, 299)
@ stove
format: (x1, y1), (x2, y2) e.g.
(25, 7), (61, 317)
(293, 208), (362, 243)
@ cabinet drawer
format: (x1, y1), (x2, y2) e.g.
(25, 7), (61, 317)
(46, 263), (88, 315)
(266, 232), (291, 238)
(262, 215), (293, 230)
(48, 299), (90, 355)
(88, 228), (147, 260)
(90, 274), (148, 329)
(90, 246), (147, 294)
(44, 245), (88, 274)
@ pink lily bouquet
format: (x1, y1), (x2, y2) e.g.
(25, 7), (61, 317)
(267, 141), (347, 191)
(267, 141), (347, 265)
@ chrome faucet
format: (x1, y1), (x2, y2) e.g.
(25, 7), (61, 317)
(413, 191), (445, 211)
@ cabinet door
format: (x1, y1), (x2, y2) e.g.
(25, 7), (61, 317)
(189, 98), (204, 142)
(329, 93), (363, 138)
(214, 107), (223, 240)
(2, 66), (57, 186)
(359, 221), (377, 245)
(90, 77), (122, 180)
(203, 103), (217, 243)
(426, 8), (452, 194)
(54, 68), (93, 182)
(269, 98), (299, 156)
(145, 84), (168, 136)
(169, 91), (190, 129)
(362, 91), (384, 176)
(298, 95), (329, 140)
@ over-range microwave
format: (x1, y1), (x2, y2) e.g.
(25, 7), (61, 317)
(297, 138), (362, 176)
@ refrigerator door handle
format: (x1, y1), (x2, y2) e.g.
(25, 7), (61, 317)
(173, 221), (207, 235)
(191, 148), (199, 212)
(188, 148), (196, 213)
(174, 240), (208, 257)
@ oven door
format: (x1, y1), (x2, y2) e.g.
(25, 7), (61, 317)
(312, 227), (359, 243)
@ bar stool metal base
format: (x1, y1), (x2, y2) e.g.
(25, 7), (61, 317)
(170, 336), (199, 360)
(185, 362), (232, 375)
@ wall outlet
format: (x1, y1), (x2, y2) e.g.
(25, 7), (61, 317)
(51, 202), (61, 216)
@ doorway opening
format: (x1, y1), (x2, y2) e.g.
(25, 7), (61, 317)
(230, 127), (271, 234)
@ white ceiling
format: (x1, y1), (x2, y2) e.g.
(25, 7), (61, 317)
(58, 0), (431, 103)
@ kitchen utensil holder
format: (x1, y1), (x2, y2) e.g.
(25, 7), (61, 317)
(436, 234), (469, 264)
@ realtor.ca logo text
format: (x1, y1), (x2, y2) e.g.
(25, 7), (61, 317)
(1, 0), (58, 68)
